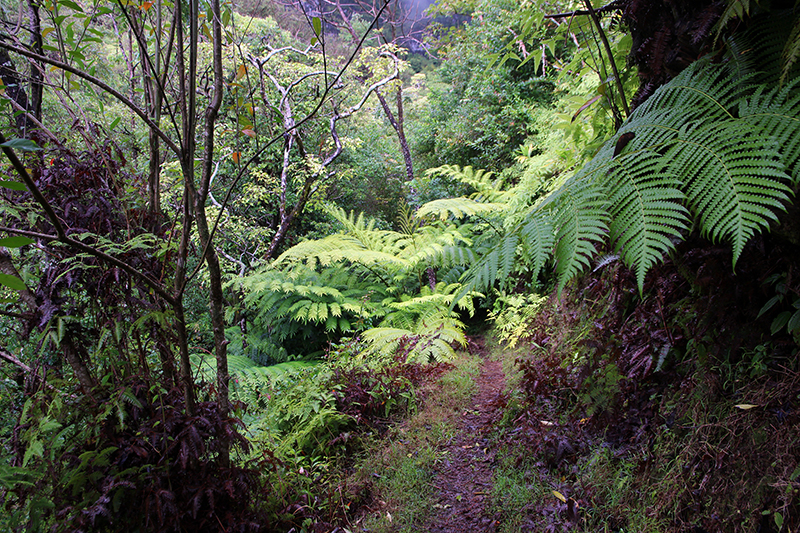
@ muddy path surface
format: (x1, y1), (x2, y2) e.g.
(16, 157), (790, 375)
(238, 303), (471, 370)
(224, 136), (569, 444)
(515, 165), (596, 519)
(423, 338), (507, 532)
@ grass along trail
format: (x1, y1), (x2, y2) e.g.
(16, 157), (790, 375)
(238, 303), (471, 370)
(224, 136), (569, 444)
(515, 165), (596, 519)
(352, 336), (509, 532)
(422, 338), (507, 533)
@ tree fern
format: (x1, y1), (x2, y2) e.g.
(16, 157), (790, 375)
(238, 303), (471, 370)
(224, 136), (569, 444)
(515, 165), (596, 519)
(237, 360), (317, 384)
(236, 202), (482, 363)
(456, 29), (799, 296)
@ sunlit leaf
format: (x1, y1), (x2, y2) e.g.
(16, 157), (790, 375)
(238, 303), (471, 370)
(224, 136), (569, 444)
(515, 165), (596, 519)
(552, 490), (567, 503)
(0, 236), (34, 248)
(312, 17), (322, 37)
(0, 181), (26, 191)
(734, 404), (759, 410)
(0, 274), (26, 290)
(236, 64), (247, 80)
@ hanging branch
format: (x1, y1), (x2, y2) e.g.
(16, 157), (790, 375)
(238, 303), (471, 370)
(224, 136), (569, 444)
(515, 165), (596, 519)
(582, 0), (630, 119)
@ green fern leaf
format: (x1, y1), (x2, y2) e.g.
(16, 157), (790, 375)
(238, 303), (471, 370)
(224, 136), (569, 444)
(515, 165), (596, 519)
(548, 176), (609, 291)
(739, 79), (800, 184)
(518, 213), (555, 283)
(665, 121), (790, 264)
(241, 361), (317, 384)
(604, 151), (689, 290)
(629, 59), (744, 125)
(417, 197), (507, 220)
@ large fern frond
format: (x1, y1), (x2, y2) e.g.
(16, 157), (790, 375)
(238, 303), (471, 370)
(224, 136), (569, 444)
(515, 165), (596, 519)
(424, 165), (509, 203)
(547, 176), (610, 291)
(453, 230), (519, 300)
(238, 360), (318, 385)
(664, 121), (790, 263)
(628, 58), (745, 124)
(457, 46), (798, 295)
(360, 316), (466, 363)
(604, 151), (689, 288)
(594, 57), (792, 284)
(416, 197), (507, 221)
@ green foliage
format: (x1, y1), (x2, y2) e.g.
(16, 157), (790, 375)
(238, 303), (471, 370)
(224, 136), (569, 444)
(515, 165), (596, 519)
(488, 291), (547, 348)
(362, 297), (467, 363)
(232, 263), (382, 363)
(236, 204), (476, 362)
(758, 272), (800, 339)
(456, 38), (800, 297)
(420, 0), (557, 171)
(490, 0), (638, 159)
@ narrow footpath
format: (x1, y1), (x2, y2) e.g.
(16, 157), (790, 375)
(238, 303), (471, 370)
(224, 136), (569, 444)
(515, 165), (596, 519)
(422, 338), (507, 532)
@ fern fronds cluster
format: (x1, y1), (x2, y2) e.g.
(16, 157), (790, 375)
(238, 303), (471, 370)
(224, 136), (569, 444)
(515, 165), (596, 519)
(236, 204), (478, 362)
(361, 289), (467, 364)
(457, 44), (799, 295)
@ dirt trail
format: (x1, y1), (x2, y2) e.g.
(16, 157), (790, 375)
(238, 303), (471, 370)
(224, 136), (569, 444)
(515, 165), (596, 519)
(423, 338), (506, 532)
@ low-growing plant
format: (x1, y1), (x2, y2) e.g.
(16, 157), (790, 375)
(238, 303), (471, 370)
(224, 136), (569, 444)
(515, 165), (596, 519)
(488, 291), (547, 348)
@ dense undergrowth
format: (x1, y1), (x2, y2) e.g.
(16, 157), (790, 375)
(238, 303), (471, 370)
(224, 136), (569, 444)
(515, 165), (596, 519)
(490, 234), (800, 532)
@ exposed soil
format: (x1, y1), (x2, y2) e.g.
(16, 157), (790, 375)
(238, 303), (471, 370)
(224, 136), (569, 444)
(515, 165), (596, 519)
(422, 337), (507, 532)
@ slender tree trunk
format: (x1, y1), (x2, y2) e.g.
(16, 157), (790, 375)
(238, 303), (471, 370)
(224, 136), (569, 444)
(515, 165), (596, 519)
(173, 299), (196, 414)
(196, 0), (231, 465)
(62, 338), (95, 395)
(27, 1), (43, 125)
(376, 86), (414, 181)
(172, 4), (197, 416)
